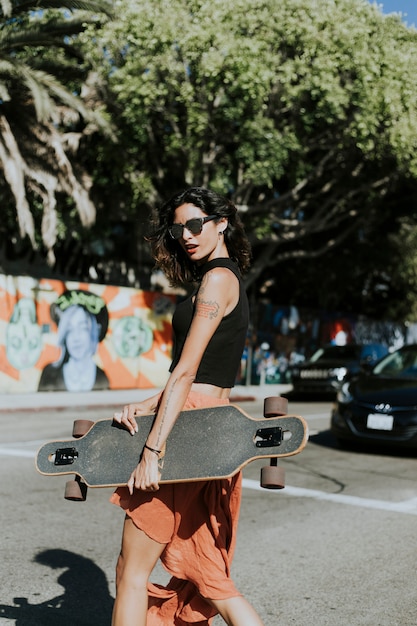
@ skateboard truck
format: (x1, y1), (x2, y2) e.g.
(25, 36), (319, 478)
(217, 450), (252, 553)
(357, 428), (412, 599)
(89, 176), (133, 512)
(255, 427), (283, 448)
(53, 448), (79, 466)
(61, 421), (95, 500)
(260, 397), (289, 490)
(53, 447), (87, 501)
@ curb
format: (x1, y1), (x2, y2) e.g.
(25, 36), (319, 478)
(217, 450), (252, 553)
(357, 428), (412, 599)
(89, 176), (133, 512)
(0, 385), (292, 413)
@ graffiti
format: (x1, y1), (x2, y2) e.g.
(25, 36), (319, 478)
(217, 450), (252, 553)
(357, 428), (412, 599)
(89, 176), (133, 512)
(38, 291), (110, 392)
(6, 298), (42, 370)
(112, 316), (153, 359)
(54, 290), (108, 316)
(0, 275), (175, 393)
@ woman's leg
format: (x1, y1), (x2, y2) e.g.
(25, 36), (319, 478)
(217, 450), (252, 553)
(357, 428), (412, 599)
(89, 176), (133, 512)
(209, 596), (265, 626)
(112, 516), (166, 626)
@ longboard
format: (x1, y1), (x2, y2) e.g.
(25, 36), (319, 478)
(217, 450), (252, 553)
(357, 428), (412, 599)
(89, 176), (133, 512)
(36, 397), (308, 499)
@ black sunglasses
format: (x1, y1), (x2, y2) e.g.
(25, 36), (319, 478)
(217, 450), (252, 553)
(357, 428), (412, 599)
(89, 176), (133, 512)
(168, 215), (217, 240)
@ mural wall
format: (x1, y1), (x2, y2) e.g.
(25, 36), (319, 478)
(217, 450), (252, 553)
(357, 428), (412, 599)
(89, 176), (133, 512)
(0, 275), (175, 394)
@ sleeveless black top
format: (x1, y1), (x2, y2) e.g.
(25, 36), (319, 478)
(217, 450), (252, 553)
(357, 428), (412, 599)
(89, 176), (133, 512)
(169, 258), (249, 387)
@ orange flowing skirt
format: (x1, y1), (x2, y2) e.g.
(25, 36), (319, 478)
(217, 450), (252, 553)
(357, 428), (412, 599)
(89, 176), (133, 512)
(110, 391), (242, 625)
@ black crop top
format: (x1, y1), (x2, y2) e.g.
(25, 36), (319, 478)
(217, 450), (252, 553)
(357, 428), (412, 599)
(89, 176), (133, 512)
(169, 258), (249, 387)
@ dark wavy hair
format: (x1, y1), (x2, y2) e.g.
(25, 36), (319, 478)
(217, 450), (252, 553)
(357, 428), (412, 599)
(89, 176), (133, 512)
(147, 187), (251, 286)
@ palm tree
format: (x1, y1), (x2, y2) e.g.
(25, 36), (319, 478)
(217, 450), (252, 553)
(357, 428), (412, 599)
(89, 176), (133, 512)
(0, 0), (113, 263)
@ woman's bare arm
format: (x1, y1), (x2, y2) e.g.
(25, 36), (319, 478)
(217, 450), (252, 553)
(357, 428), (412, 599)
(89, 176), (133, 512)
(113, 391), (162, 436)
(127, 267), (238, 492)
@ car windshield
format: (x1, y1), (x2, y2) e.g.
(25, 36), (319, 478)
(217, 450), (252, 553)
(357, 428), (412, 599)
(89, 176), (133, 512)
(372, 346), (417, 379)
(310, 345), (361, 363)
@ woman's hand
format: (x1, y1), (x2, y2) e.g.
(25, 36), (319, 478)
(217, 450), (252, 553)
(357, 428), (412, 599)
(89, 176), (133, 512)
(113, 396), (158, 436)
(127, 448), (161, 494)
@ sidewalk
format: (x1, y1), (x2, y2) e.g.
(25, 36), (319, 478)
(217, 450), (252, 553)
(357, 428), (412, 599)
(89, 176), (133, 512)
(0, 384), (293, 412)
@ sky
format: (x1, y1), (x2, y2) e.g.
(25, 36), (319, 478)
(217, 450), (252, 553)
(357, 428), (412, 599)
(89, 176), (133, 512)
(369, 1), (417, 27)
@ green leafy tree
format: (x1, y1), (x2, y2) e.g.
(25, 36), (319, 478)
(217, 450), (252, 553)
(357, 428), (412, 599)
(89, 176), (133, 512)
(7, 0), (417, 320)
(82, 0), (417, 310)
(0, 0), (113, 263)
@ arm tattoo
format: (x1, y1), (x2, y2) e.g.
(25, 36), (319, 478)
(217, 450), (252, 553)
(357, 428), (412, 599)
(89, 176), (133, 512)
(196, 296), (220, 320)
(154, 377), (178, 448)
(196, 272), (220, 320)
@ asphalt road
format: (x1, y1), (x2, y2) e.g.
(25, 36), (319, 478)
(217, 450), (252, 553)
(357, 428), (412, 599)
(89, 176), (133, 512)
(1, 390), (417, 625)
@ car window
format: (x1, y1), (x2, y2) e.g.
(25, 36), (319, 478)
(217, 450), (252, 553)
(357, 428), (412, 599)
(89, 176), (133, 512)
(373, 348), (417, 378)
(309, 348), (324, 362)
(310, 346), (360, 362)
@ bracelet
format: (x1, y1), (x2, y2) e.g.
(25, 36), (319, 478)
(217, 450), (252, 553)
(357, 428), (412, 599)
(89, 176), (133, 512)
(144, 443), (162, 456)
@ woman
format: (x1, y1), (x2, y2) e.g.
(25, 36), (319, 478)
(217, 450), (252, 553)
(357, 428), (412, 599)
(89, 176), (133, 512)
(111, 187), (264, 626)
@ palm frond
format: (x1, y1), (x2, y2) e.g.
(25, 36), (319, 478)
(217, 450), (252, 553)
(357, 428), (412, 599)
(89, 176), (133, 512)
(0, 14), (109, 52)
(0, 0), (114, 262)
(0, 80), (10, 101)
(0, 114), (36, 247)
(0, 0), (12, 17)
(4, 0), (113, 19)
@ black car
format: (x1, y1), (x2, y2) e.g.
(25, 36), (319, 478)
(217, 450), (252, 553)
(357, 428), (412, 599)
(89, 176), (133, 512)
(331, 344), (417, 449)
(290, 343), (388, 396)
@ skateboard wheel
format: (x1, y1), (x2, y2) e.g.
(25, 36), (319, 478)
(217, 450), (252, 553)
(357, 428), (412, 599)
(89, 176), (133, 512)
(260, 465), (285, 490)
(65, 479), (87, 501)
(72, 420), (94, 438)
(264, 396), (288, 417)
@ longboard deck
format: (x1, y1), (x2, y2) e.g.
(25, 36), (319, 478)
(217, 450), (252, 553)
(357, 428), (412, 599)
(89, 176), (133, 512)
(36, 404), (308, 488)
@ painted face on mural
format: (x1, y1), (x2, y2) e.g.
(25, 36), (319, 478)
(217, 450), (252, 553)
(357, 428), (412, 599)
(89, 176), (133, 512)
(63, 306), (98, 361)
(6, 298), (42, 370)
(112, 316), (153, 358)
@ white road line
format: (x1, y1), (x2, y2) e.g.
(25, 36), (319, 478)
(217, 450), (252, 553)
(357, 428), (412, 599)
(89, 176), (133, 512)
(242, 478), (417, 516)
(0, 448), (36, 458)
(2, 447), (416, 516)
(0, 441), (44, 458)
(0, 448), (36, 459)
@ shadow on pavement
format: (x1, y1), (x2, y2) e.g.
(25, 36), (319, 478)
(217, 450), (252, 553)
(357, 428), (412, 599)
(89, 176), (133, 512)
(308, 429), (338, 449)
(0, 549), (113, 625)
(309, 429), (417, 459)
